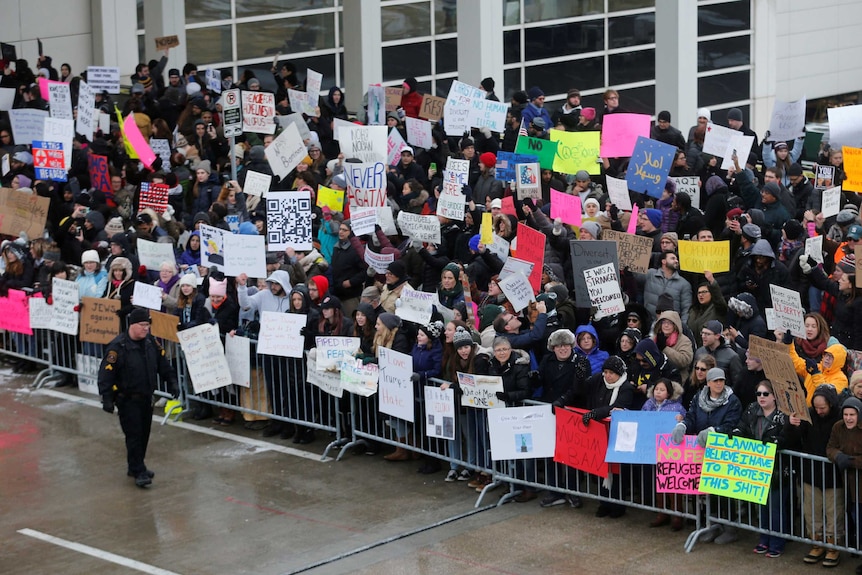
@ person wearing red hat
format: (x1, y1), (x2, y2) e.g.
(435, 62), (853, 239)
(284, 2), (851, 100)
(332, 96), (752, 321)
(473, 152), (502, 206)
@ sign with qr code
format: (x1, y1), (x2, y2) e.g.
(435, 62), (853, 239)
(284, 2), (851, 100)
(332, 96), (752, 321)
(266, 191), (312, 251)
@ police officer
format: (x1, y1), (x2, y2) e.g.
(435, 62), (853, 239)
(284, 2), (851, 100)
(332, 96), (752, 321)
(98, 307), (178, 488)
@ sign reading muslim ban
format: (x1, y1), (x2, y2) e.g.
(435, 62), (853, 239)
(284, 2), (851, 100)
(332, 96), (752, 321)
(677, 240), (730, 274)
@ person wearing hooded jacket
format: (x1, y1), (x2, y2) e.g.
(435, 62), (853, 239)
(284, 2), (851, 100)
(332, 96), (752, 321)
(330, 220), (367, 316)
(631, 338), (681, 410)
(687, 273), (727, 348)
(737, 239), (789, 316)
(803, 255), (862, 352)
(826, 397), (862, 560)
(652, 311), (692, 383)
(574, 324), (609, 376)
(400, 77), (423, 119)
(725, 292), (767, 354)
(787, 339), (849, 403)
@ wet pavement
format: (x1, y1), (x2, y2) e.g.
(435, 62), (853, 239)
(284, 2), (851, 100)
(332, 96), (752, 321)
(0, 368), (856, 574)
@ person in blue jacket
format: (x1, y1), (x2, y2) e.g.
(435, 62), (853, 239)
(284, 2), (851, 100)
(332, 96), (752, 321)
(574, 324), (609, 376)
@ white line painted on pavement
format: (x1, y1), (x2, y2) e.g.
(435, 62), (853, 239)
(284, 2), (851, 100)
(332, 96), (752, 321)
(33, 388), (332, 462)
(18, 528), (183, 575)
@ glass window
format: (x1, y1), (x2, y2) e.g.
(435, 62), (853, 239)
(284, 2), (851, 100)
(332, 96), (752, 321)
(504, 30), (521, 64)
(609, 0), (654, 10)
(698, 1), (751, 37)
(137, 0), (144, 30)
(416, 80), (433, 95)
(608, 13), (655, 49)
(525, 20), (604, 61)
(435, 38), (458, 74)
(698, 35), (750, 72)
(435, 0), (457, 34)
(524, 0), (603, 23)
(698, 71), (750, 107)
(503, 0), (520, 26)
(614, 85), (654, 115)
(504, 68), (521, 101)
(187, 26), (232, 65)
(236, 14), (335, 60)
(711, 104), (751, 125)
(185, 0), (231, 25)
(236, 0), (334, 18)
(383, 42), (432, 82)
(435, 77), (454, 97)
(525, 57), (604, 96)
(609, 49), (655, 85)
(138, 35), (145, 64)
(382, 3), (431, 42)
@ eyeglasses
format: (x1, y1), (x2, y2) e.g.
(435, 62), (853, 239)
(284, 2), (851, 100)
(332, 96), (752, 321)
(755, 391), (771, 397)
(494, 348), (511, 353)
(700, 331), (715, 336)
(697, 290), (710, 295)
(694, 367), (707, 371)
(627, 317), (639, 323)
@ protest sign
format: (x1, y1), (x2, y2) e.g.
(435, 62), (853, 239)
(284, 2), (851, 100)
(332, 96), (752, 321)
(828, 105), (862, 148)
(86, 66), (120, 93)
(499, 257), (534, 280)
(266, 191), (312, 251)
(669, 175), (700, 210)
(515, 136), (558, 170)
(469, 98), (508, 133)
(605, 176), (633, 211)
(340, 357), (379, 397)
(501, 196), (517, 216)
(767, 97), (806, 142)
(224, 234), (266, 278)
(748, 335), (810, 422)
(316, 185), (344, 212)
(488, 404), (556, 460)
(443, 80), (484, 135)
(0, 87), (15, 111)
(515, 223), (545, 292)
(32, 141), (66, 181)
(405, 117), (433, 149)
(419, 94), (445, 121)
(223, 335), (251, 388)
(720, 133), (755, 170)
(0, 289), (33, 335)
(550, 189), (582, 226)
(139, 182), (169, 213)
(815, 164), (836, 190)
(257, 311), (305, 358)
(199, 224), (226, 270)
(133, 281), (163, 311)
(339, 125), (387, 164)
(378, 347), (414, 423)
(702, 122), (737, 157)
(76, 353), (100, 395)
(150, 138), (171, 161)
(315, 336), (361, 371)
(605, 411), (679, 464)
(550, 130), (601, 175)
(395, 285), (436, 325)
(457, 372), (505, 409)
(136, 239), (177, 271)
(0, 188), (50, 240)
(569, 240), (618, 308)
(78, 297), (120, 344)
(769, 284), (805, 338)
(480, 212), (494, 245)
(424, 386), (455, 440)
(625, 136), (676, 198)
(306, 354), (343, 398)
(820, 186), (842, 218)
(678, 240), (730, 273)
(445, 158), (470, 182)
(350, 207), (377, 236)
(554, 407), (610, 478)
(487, 234), (510, 263)
(123, 114), (156, 169)
(48, 82), (72, 120)
(1, 154), (7, 177)
(275, 112), (311, 141)
(367, 85), (386, 125)
(28, 297), (52, 330)
(499, 272), (536, 312)
(656, 434), (704, 494)
(8, 109), (48, 145)
(516, 163), (541, 199)
(601, 229), (652, 274)
(51, 279), (79, 336)
(287, 89), (310, 119)
(386, 127), (409, 165)
(242, 91), (276, 134)
(384, 86), (402, 111)
(600, 113), (651, 158)
(154, 35), (180, 49)
(243, 170), (272, 197)
(495, 151), (538, 182)
(699, 431), (776, 505)
(437, 183), (465, 220)
(305, 69), (322, 112)
(42, 117), (73, 169)
(584, 263), (624, 318)
(265, 122), (306, 180)
(845, 147), (862, 193)
(177, 323), (233, 393)
(377, 206), (397, 235)
(805, 234), (824, 264)
(344, 161), (388, 207)
(397, 211), (441, 244)
(364, 249), (394, 274)
(150, 309), (179, 343)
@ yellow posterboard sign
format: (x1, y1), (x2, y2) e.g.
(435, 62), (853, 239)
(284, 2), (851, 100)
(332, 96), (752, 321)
(549, 130), (601, 175)
(480, 212), (494, 245)
(316, 185), (344, 212)
(678, 240), (730, 273)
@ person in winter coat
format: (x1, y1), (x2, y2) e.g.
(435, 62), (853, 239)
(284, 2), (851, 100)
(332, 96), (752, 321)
(785, 384), (844, 566)
(330, 220), (368, 316)
(672, 366), (741, 448)
(317, 295), (354, 337)
(694, 320), (744, 389)
(76, 249), (107, 298)
(652, 311), (693, 383)
(644, 251), (692, 324)
(174, 273), (208, 331)
(787, 339), (849, 403)
(725, 292), (767, 354)
(178, 231), (202, 270)
(688, 273), (728, 348)
(574, 324), (609, 376)
(803, 256), (862, 352)
(190, 160), (221, 220)
(379, 260), (409, 314)
(737, 239), (789, 323)
(732, 380), (789, 557)
(538, 329), (592, 405)
(826, 397), (862, 558)
(615, 327), (641, 376)
(411, 321), (446, 473)
(702, 175), (731, 237)
(103, 256), (135, 326)
(631, 338), (681, 410)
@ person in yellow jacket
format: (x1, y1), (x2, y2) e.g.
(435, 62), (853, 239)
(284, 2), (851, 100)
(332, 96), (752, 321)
(788, 338), (849, 404)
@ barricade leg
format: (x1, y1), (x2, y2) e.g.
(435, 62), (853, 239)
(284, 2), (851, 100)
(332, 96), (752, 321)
(336, 395), (367, 461)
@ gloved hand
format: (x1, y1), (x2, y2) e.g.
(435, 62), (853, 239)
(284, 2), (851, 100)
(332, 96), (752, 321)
(655, 332), (667, 349)
(582, 410), (596, 426)
(138, 265), (148, 277)
(609, 204), (619, 221)
(101, 396), (114, 414)
(696, 426), (715, 448)
(411, 372), (421, 383)
(299, 326), (307, 336)
(495, 391), (510, 402)
(478, 126), (491, 138)
(394, 298), (402, 308)
(671, 423), (686, 444)
(804, 358), (820, 375)
(835, 452), (854, 472)
(782, 330), (794, 345)
(551, 400), (563, 412)
(552, 218), (563, 236)
(799, 253), (812, 274)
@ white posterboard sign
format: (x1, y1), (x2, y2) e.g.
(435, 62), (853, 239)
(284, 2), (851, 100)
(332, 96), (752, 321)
(424, 386), (456, 440)
(769, 284), (805, 338)
(256, 311), (306, 358)
(805, 235), (824, 264)
(265, 122), (307, 180)
(405, 117), (433, 149)
(820, 186), (842, 219)
(397, 211), (441, 244)
(307, 354), (343, 398)
(395, 285), (436, 325)
(265, 191), (312, 251)
(48, 82), (72, 120)
(137, 239), (178, 271)
(499, 257), (534, 280)
(703, 122), (737, 157)
(350, 207), (378, 236)
(605, 176), (633, 211)
(177, 323), (233, 393)
(243, 170), (272, 197)
(486, 234), (510, 263)
(51, 278), (80, 336)
(669, 176), (700, 210)
(768, 97), (806, 142)
(487, 404), (556, 461)
(457, 372), (505, 409)
(86, 66), (120, 93)
(132, 281), (164, 311)
(76, 81), (96, 141)
(224, 234), (267, 278)
(378, 347), (415, 423)
(29, 297), (53, 329)
(583, 262), (625, 319)
(315, 336), (361, 371)
(340, 357), (379, 397)
(9, 109), (48, 145)
(498, 271), (536, 312)
(242, 90), (276, 134)
(224, 335), (251, 387)
(364, 249), (394, 274)
(720, 134), (755, 170)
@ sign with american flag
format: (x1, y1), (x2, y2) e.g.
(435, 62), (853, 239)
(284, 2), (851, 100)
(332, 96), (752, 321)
(139, 182), (170, 213)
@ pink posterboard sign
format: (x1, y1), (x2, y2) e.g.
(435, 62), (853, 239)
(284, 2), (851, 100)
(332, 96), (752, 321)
(550, 189), (582, 226)
(655, 433), (704, 495)
(501, 195), (518, 217)
(0, 289), (33, 335)
(600, 113), (652, 158)
(123, 113), (156, 168)
(626, 204), (639, 234)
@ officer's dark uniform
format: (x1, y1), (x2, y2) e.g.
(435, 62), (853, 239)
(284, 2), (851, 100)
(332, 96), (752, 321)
(98, 310), (177, 486)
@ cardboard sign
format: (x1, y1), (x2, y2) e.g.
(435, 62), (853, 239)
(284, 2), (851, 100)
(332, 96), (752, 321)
(499, 256), (534, 280)
(515, 136), (558, 170)
(601, 229), (652, 274)
(805, 235), (824, 264)
(257, 311), (305, 358)
(366, 85), (386, 125)
(515, 223), (545, 293)
(767, 97), (806, 142)
(86, 66), (120, 93)
(656, 434), (704, 494)
(600, 113), (651, 158)
(625, 136), (676, 198)
(0, 289), (33, 335)
(242, 91), (276, 134)
(554, 407), (611, 478)
(419, 94), (445, 121)
(550, 129), (601, 175)
(378, 347), (415, 423)
(79, 297), (120, 344)
(154, 35), (180, 49)
(457, 372), (505, 409)
(424, 386), (455, 440)
(488, 404), (556, 461)
(0, 188), (50, 242)
(443, 80), (484, 135)
(584, 262), (624, 319)
(699, 432), (776, 505)
(486, 236), (510, 265)
(748, 335), (810, 421)
(769, 285), (805, 338)
(569, 240), (618, 308)
(605, 411), (680, 464)
(384, 86), (402, 112)
(678, 240), (730, 273)
(150, 309), (179, 343)
(178, 323), (233, 393)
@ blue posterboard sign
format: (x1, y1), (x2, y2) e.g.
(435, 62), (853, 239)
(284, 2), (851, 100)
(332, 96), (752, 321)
(624, 136), (675, 198)
(32, 140), (67, 182)
(606, 410), (680, 464)
(495, 151), (538, 183)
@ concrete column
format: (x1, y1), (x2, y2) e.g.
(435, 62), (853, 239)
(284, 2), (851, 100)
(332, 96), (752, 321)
(343, 0), (382, 113)
(456, 0), (504, 93)
(655, 0), (698, 127)
(91, 0), (138, 79)
(143, 0), (188, 78)
(751, 0), (777, 136)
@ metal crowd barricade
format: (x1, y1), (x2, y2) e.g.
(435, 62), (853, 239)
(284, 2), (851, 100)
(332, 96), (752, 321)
(0, 328), (53, 383)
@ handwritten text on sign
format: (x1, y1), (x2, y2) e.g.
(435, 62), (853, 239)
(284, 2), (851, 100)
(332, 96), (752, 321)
(699, 432), (776, 505)
(656, 434), (704, 494)
(554, 407), (611, 478)
(457, 372), (504, 409)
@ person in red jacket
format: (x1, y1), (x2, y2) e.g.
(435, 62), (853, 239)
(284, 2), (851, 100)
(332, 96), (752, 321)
(400, 77), (423, 119)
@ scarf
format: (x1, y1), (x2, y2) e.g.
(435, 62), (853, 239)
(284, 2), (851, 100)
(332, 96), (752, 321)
(665, 332), (678, 348)
(604, 373), (627, 406)
(799, 336), (827, 359)
(157, 274), (179, 294)
(779, 238), (802, 262)
(698, 385), (733, 412)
